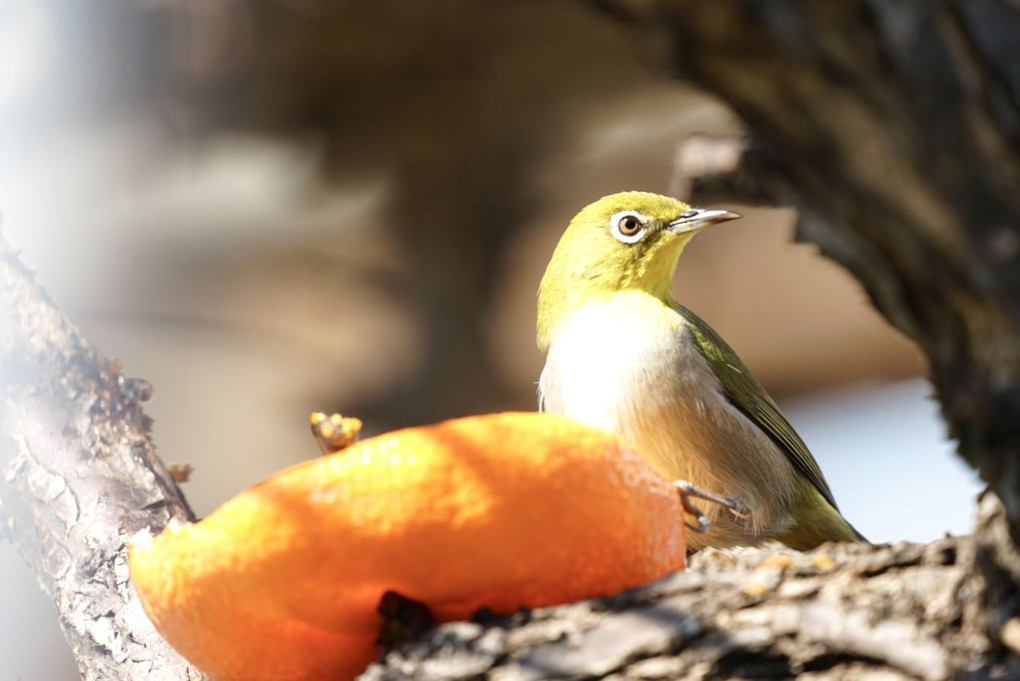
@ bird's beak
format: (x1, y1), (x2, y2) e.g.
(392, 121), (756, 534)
(667, 208), (742, 235)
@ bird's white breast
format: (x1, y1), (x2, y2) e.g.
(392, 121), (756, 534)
(539, 293), (703, 433)
(539, 291), (798, 547)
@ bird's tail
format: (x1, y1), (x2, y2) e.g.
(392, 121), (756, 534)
(776, 488), (869, 550)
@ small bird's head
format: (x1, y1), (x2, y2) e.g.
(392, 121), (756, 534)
(537, 191), (740, 349)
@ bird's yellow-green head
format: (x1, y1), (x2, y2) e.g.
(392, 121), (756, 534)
(537, 191), (740, 350)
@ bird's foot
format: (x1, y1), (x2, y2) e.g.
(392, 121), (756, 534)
(673, 480), (750, 533)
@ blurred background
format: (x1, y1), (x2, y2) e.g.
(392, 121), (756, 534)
(0, 0), (983, 678)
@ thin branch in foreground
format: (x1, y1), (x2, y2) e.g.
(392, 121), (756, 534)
(0, 237), (205, 680)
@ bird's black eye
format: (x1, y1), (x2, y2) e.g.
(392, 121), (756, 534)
(618, 215), (642, 236)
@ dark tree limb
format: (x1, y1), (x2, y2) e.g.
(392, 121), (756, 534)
(0, 237), (205, 680)
(643, 0), (1020, 541)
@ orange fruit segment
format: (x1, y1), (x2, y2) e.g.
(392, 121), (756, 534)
(129, 412), (686, 681)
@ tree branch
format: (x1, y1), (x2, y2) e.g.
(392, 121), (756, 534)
(365, 493), (1020, 680)
(0, 236), (205, 680)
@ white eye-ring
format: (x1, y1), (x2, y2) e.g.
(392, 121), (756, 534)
(609, 211), (648, 244)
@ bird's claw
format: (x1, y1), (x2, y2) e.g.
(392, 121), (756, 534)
(673, 480), (750, 533)
(677, 491), (711, 533)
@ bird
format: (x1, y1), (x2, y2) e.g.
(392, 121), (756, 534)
(536, 191), (865, 551)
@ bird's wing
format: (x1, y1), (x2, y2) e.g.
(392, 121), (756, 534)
(679, 305), (840, 511)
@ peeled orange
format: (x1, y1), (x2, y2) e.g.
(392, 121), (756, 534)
(129, 412), (685, 681)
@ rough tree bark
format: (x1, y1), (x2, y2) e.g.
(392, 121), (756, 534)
(0, 238), (206, 680)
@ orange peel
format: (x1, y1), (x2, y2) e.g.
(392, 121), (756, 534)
(129, 412), (686, 681)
